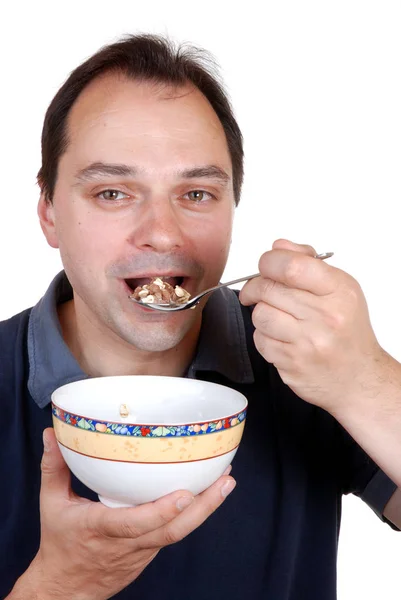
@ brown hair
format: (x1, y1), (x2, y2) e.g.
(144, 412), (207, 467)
(37, 34), (244, 205)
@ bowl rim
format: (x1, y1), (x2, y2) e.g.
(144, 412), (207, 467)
(52, 401), (247, 429)
(51, 375), (248, 428)
(51, 375), (248, 427)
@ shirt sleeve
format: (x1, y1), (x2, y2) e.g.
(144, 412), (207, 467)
(338, 424), (399, 531)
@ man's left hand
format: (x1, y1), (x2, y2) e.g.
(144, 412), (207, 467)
(239, 238), (386, 415)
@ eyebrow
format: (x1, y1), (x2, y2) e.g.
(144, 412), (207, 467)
(73, 162), (231, 186)
(180, 165), (230, 184)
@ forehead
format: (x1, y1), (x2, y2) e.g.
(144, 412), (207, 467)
(64, 73), (231, 172)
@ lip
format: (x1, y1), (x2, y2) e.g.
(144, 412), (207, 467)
(124, 272), (191, 280)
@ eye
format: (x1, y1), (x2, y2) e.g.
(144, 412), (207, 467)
(97, 189), (129, 201)
(184, 190), (214, 203)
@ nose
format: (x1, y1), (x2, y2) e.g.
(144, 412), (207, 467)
(128, 197), (186, 253)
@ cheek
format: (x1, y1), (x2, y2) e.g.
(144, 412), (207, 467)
(55, 204), (119, 269)
(192, 209), (233, 256)
(210, 224), (232, 262)
(193, 229), (232, 284)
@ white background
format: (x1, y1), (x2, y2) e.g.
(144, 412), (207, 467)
(0, 0), (399, 597)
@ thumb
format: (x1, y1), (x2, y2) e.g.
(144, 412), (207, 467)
(272, 238), (316, 257)
(40, 427), (71, 498)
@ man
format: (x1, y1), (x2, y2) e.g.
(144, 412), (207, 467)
(2, 34), (400, 600)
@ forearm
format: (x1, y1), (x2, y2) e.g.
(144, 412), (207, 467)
(6, 558), (76, 600)
(6, 571), (45, 600)
(7, 577), (86, 600)
(6, 582), (42, 600)
(332, 349), (401, 489)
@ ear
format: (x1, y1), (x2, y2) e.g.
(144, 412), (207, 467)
(37, 193), (59, 249)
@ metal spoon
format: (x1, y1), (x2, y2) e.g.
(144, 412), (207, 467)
(129, 252), (334, 312)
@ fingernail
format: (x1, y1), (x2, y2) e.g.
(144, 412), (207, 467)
(223, 465), (232, 476)
(43, 430), (50, 453)
(176, 495), (194, 511)
(221, 479), (236, 499)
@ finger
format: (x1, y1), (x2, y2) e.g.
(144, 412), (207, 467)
(253, 330), (292, 369)
(272, 238), (316, 257)
(139, 475), (236, 550)
(94, 488), (196, 539)
(40, 428), (72, 500)
(258, 249), (335, 295)
(240, 276), (318, 318)
(252, 301), (299, 342)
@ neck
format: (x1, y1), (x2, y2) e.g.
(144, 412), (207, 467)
(58, 300), (201, 378)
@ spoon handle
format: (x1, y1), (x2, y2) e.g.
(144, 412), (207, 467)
(219, 273), (261, 288)
(217, 253), (333, 291)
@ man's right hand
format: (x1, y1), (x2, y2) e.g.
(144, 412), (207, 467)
(9, 428), (236, 600)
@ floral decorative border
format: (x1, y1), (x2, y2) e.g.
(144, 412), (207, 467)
(52, 404), (247, 438)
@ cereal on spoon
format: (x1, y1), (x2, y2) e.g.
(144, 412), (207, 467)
(130, 277), (191, 305)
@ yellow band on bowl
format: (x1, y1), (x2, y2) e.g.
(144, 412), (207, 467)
(53, 416), (246, 463)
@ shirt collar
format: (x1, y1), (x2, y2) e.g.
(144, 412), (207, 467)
(27, 272), (89, 408)
(28, 271), (254, 408)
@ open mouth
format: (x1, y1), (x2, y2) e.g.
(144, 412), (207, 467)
(124, 276), (185, 293)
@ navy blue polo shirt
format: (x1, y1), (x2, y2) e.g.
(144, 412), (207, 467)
(0, 272), (398, 599)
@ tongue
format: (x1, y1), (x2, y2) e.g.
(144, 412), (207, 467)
(163, 277), (180, 287)
(133, 278), (151, 289)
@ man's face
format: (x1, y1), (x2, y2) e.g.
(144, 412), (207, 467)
(39, 73), (235, 352)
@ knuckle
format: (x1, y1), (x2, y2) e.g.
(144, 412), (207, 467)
(251, 302), (266, 328)
(284, 257), (303, 285)
(254, 305), (278, 334)
(258, 251), (270, 273)
(278, 369), (296, 387)
(322, 277), (362, 331)
(162, 523), (182, 546)
(260, 278), (276, 299)
(311, 333), (332, 357)
(338, 273), (360, 297)
(324, 310), (347, 331)
(40, 457), (54, 475)
(290, 354), (303, 375)
(253, 328), (264, 349)
(201, 494), (221, 516)
(97, 515), (142, 540)
(155, 506), (177, 528)
(345, 278), (362, 306)
(253, 330), (270, 361)
(117, 518), (142, 539)
(304, 244), (317, 256)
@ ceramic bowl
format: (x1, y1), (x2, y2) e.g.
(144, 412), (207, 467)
(51, 376), (247, 507)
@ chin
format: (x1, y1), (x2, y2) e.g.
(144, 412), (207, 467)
(122, 330), (187, 353)
(113, 317), (191, 352)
